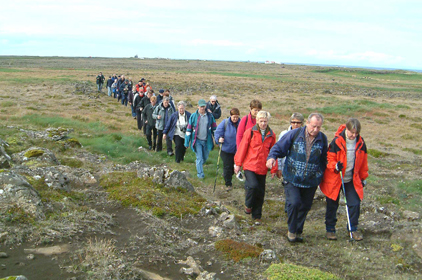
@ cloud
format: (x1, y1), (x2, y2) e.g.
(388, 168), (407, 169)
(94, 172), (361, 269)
(189, 39), (244, 47)
(306, 50), (404, 64)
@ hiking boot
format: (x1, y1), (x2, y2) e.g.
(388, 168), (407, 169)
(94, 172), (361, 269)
(253, 219), (262, 226)
(351, 231), (363, 241)
(244, 206), (252, 215)
(326, 232), (337, 241)
(168, 151), (174, 156)
(296, 233), (304, 243)
(287, 231), (296, 243)
(148, 146), (152, 150)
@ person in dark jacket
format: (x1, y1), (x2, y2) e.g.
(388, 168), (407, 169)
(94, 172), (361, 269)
(163, 101), (191, 163)
(116, 75), (125, 102)
(214, 108), (240, 190)
(206, 95), (222, 120)
(139, 90), (153, 134)
(119, 79), (130, 106)
(157, 89), (164, 104)
(106, 76), (113, 97)
(96, 72), (105, 92)
(142, 96), (158, 150)
(133, 89), (145, 129)
(266, 113), (328, 243)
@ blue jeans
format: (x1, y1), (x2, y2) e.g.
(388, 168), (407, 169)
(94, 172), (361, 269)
(194, 139), (209, 178)
(121, 94), (128, 106)
(284, 182), (317, 234)
(107, 86), (112, 96)
(130, 104), (136, 117)
(325, 180), (361, 232)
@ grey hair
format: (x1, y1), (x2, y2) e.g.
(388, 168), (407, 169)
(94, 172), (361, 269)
(163, 96), (170, 102)
(210, 95), (217, 101)
(346, 118), (361, 134)
(256, 111), (271, 120)
(308, 113), (324, 123)
(290, 112), (304, 123)
(177, 101), (186, 107)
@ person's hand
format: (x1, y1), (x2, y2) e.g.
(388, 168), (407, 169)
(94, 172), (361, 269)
(266, 158), (276, 169)
(145, 120), (148, 123)
(276, 170), (282, 178)
(219, 137), (224, 143)
(234, 165), (241, 174)
(157, 115), (161, 119)
(163, 134), (166, 140)
(335, 161), (344, 172)
(361, 180), (367, 187)
(184, 145), (189, 149)
(207, 109), (212, 113)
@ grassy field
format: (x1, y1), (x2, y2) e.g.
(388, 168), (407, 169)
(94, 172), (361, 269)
(0, 56), (421, 279)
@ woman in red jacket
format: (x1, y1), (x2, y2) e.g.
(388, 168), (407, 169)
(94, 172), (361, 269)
(320, 118), (368, 241)
(236, 99), (262, 148)
(234, 111), (281, 224)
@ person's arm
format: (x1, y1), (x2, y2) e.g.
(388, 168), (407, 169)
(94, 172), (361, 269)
(184, 115), (194, 148)
(236, 116), (247, 148)
(234, 128), (253, 169)
(214, 120), (225, 144)
(152, 106), (159, 119)
(213, 105), (222, 120)
(359, 141), (369, 181)
(163, 113), (175, 135)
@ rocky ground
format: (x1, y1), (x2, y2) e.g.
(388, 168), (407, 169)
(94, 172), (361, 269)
(1, 57), (421, 280)
(0, 126), (421, 280)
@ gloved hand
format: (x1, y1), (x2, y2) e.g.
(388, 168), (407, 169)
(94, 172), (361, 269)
(335, 161), (344, 172)
(361, 180), (367, 187)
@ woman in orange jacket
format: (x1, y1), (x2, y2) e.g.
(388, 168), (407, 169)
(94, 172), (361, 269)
(234, 111), (281, 224)
(320, 118), (368, 241)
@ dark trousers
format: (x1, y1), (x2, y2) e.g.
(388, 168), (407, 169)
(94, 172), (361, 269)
(146, 125), (157, 149)
(244, 170), (267, 220)
(220, 150), (235, 187)
(157, 130), (172, 152)
(157, 130), (164, 151)
(284, 182), (317, 234)
(174, 135), (186, 163)
(136, 110), (143, 130)
(121, 94), (128, 106)
(325, 180), (361, 232)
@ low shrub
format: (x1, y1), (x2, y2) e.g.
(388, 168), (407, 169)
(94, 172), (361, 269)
(215, 239), (263, 262)
(264, 263), (341, 280)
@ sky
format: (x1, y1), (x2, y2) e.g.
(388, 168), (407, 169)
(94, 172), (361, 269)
(1, 0), (421, 70)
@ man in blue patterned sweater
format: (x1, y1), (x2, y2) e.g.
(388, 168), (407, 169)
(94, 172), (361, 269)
(266, 113), (327, 243)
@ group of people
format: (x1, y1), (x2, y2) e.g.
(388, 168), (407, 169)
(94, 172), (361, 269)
(95, 73), (369, 243)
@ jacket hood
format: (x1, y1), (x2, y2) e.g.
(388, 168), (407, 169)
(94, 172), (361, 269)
(335, 124), (347, 138)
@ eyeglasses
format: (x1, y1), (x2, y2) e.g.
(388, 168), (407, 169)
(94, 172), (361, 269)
(291, 122), (302, 124)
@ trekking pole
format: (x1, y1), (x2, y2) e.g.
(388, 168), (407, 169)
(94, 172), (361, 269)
(213, 145), (223, 193)
(340, 171), (354, 241)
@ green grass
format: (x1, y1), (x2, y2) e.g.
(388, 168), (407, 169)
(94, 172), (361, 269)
(0, 101), (15, 107)
(313, 68), (422, 82)
(265, 263), (341, 280)
(21, 114), (107, 133)
(99, 172), (206, 217)
(0, 68), (28, 72)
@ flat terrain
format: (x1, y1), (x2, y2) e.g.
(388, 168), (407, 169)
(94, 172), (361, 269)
(0, 56), (422, 280)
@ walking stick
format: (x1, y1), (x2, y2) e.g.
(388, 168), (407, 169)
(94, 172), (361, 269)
(340, 170), (354, 241)
(213, 145), (222, 193)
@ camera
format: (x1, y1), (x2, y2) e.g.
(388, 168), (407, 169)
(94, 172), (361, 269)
(181, 126), (187, 133)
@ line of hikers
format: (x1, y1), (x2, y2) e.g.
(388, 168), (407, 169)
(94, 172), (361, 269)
(96, 73), (369, 243)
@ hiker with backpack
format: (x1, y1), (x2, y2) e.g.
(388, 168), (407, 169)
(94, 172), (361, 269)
(236, 99), (262, 148)
(234, 111), (280, 225)
(266, 113), (328, 243)
(214, 108), (241, 191)
(206, 95), (222, 120)
(184, 99), (217, 179)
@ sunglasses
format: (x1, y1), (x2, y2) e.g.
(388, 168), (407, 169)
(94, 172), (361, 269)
(291, 122), (302, 124)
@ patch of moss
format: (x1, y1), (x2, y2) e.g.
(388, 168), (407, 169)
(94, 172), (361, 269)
(265, 263), (341, 280)
(391, 243), (404, 252)
(2, 205), (35, 224)
(26, 176), (85, 203)
(403, 148), (422, 155)
(24, 149), (44, 158)
(60, 157), (84, 168)
(100, 172), (206, 217)
(367, 149), (388, 158)
(215, 239), (263, 262)
(66, 138), (82, 148)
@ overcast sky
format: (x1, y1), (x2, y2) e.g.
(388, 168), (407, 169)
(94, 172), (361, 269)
(1, 0), (421, 70)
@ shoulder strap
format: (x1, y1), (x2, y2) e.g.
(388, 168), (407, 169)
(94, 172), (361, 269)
(224, 117), (230, 131)
(289, 128), (302, 153)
